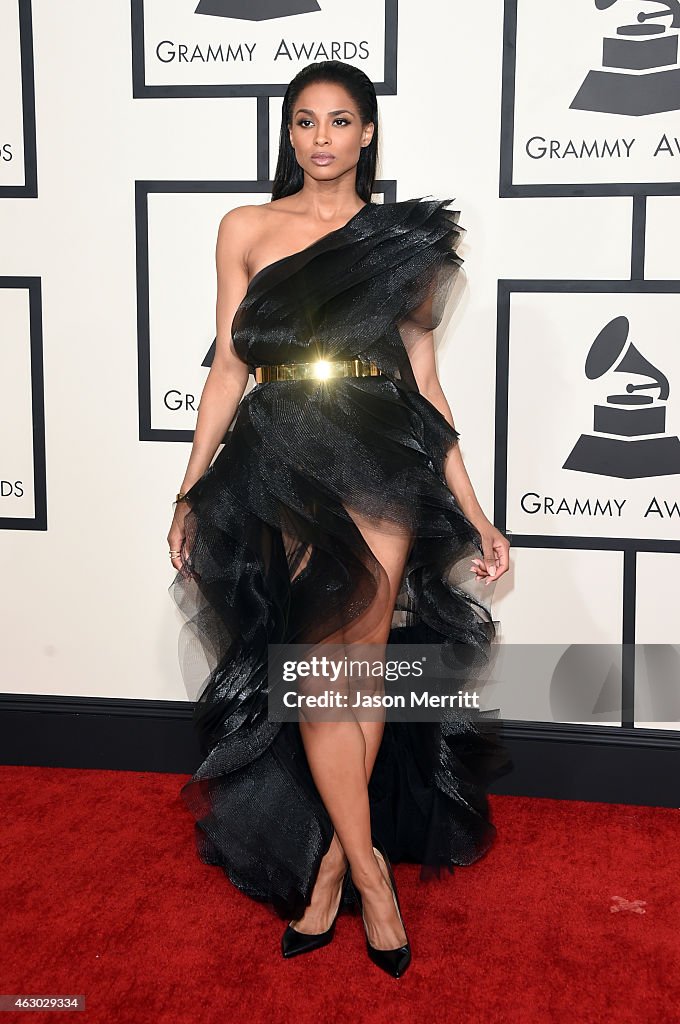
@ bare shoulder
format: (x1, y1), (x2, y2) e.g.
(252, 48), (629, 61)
(216, 204), (266, 261)
(217, 200), (295, 271)
(220, 200), (295, 235)
(219, 203), (288, 269)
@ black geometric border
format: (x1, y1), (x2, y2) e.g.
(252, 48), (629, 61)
(136, 178), (397, 442)
(131, 0), (398, 99)
(500, 0), (680, 198)
(0, 277), (46, 530)
(0, 0), (38, 198)
(495, 277), (680, 727)
(495, 277), (680, 554)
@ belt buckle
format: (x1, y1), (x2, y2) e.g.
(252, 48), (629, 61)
(310, 359), (338, 380)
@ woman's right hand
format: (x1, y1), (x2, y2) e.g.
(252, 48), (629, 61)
(168, 501), (191, 574)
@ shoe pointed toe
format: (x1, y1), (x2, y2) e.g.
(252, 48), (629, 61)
(354, 839), (412, 978)
(281, 921), (335, 958)
(367, 941), (412, 978)
(280, 867), (349, 958)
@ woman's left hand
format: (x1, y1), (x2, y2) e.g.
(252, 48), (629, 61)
(466, 514), (511, 585)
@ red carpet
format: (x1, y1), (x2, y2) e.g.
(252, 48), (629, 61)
(1, 765), (678, 1024)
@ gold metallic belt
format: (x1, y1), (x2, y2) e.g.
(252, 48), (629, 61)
(254, 358), (381, 383)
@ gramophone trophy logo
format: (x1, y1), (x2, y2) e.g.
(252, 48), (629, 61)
(194, 0), (321, 18)
(571, 0), (680, 115)
(563, 315), (680, 479)
(500, 0), (680, 193)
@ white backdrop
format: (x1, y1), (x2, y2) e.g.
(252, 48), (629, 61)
(1, 0), (678, 734)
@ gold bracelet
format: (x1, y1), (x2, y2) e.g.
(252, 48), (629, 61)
(175, 491), (188, 503)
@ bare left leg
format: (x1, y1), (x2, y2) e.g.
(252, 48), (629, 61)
(290, 511), (412, 944)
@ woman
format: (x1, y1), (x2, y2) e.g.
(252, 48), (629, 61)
(168, 59), (512, 979)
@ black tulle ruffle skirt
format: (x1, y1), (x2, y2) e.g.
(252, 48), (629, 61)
(170, 371), (512, 921)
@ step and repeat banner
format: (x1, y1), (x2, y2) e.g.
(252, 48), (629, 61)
(1, 0), (678, 736)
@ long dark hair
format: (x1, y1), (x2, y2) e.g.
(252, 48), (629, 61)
(271, 60), (379, 204)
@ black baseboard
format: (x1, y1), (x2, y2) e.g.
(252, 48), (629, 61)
(1, 694), (678, 808)
(488, 720), (680, 807)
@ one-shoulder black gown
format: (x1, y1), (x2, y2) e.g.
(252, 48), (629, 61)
(170, 197), (513, 921)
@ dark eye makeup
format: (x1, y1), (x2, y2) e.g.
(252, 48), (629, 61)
(296, 117), (351, 127)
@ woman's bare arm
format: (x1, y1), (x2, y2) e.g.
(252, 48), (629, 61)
(408, 330), (510, 582)
(177, 207), (255, 493)
(407, 330), (485, 521)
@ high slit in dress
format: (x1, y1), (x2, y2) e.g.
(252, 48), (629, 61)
(169, 197), (513, 921)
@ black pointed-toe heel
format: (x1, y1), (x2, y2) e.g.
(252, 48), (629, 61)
(281, 867), (349, 959)
(354, 839), (411, 979)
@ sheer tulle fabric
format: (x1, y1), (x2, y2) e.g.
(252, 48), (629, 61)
(170, 198), (513, 921)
